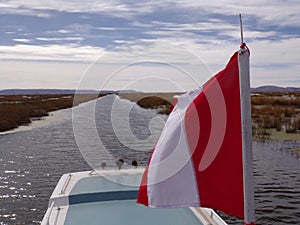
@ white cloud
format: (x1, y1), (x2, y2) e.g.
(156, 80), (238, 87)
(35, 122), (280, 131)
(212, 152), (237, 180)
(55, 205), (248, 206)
(113, 40), (127, 44)
(45, 30), (73, 35)
(249, 37), (300, 66)
(5, 31), (16, 34)
(225, 30), (278, 40)
(0, 44), (106, 62)
(152, 21), (237, 32)
(142, 20), (281, 48)
(95, 27), (119, 31)
(57, 29), (72, 34)
(1, 0), (299, 89)
(175, 0), (300, 28)
(12, 38), (32, 43)
(0, 60), (88, 89)
(1, 0), (300, 30)
(36, 37), (84, 42)
(0, 0), (134, 18)
(0, 6), (52, 18)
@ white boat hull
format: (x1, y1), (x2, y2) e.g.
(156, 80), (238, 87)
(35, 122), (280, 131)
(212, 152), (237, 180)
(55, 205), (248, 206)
(42, 169), (227, 225)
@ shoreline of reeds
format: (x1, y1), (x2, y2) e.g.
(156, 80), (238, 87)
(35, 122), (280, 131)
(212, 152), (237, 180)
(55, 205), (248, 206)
(0, 94), (104, 132)
(1, 92), (299, 142)
(120, 92), (300, 142)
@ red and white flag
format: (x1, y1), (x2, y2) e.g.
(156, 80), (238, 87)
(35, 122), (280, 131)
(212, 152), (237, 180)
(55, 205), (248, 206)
(137, 50), (247, 219)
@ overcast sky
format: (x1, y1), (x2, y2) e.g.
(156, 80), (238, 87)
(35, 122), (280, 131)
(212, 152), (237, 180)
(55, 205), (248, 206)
(1, 0), (299, 91)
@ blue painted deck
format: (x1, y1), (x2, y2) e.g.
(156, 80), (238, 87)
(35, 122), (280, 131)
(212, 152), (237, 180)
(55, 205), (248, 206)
(65, 200), (204, 225)
(64, 172), (204, 225)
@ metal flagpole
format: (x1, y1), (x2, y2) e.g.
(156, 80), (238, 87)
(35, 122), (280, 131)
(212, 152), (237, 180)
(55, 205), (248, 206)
(238, 14), (256, 225)
(239, 14), (244, 45)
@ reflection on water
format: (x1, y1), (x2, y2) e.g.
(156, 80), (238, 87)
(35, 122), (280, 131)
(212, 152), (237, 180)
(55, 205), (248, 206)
(72, 94), (165, 170)
(220, 141), (300, 224)
(0, 95), (299, 224)
(0, 106), (91, 225)
(253, 142), (300, 225)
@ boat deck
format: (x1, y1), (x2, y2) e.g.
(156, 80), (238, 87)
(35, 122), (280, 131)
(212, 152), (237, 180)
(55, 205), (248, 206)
(42, 169), (227, 225)
(65, 200), (205, 225)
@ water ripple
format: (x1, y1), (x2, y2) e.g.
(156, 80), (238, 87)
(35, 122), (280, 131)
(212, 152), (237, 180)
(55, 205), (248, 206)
(0, 97), (299, 224)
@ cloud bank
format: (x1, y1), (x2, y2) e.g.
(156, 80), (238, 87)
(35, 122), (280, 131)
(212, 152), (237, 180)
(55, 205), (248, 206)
(0, 0), (299, 89)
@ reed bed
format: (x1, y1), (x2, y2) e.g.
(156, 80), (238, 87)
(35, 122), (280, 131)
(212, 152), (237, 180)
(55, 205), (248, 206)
(0, 94), (104, 132)
(1, 92), (299, 140)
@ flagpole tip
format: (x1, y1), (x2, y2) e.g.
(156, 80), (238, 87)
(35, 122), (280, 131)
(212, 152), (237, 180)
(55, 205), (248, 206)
(239, 14), (244, 46)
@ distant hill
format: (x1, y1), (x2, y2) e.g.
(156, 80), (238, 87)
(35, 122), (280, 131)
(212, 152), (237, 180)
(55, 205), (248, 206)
(0, 86), (299, 95)
(0, 89), (140, 95)
(0, 89), (92, 95)
(251, 86), (300, 93)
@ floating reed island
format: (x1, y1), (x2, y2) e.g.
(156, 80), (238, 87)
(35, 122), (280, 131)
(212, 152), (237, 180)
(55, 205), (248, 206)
(119, 92), (182, 115)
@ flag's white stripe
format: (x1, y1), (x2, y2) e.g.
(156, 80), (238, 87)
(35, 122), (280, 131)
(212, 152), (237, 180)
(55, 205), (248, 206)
(147, 88), (201, 207)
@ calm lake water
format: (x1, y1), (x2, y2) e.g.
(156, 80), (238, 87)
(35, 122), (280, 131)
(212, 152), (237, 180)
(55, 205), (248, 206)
(0, 95), (299, 225)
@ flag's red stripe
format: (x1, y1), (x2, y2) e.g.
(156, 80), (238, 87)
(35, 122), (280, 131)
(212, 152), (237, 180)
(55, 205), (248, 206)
(136, 169), (149, 206)
(137, 151), (155, 206)
(137, 51), (245, 219)
(185, 90), (211, 168)
(188, 52), (244, 218)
